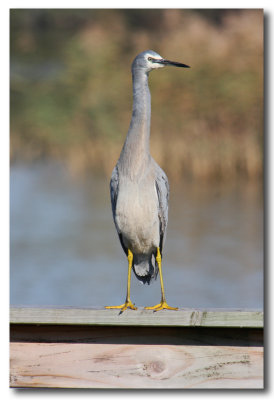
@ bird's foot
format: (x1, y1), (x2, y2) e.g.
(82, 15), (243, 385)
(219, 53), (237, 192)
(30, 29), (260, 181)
(105, 300), (137, 312)
(145, 301), (178, 312)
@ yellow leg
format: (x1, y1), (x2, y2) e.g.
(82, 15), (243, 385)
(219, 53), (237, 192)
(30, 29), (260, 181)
(105, 249), (137, 312)
(145, 247), (178, 311)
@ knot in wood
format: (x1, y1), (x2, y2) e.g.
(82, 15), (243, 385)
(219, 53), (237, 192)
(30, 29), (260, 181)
(150, 360), (165, 374)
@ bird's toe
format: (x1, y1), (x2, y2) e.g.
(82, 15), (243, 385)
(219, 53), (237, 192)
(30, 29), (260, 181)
(145, 301), (178, 311)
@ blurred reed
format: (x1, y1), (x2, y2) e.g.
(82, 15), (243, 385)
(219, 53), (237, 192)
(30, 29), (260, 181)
(10, 9), (263, 181)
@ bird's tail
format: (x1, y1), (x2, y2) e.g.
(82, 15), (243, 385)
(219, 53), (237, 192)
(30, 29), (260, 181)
(132, 253), (158, 285)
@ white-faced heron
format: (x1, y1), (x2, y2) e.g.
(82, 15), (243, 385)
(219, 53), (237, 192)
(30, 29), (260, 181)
(105, 50), (190, 312)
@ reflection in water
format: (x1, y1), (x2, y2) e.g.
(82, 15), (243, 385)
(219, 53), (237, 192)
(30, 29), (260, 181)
(10, 162), (263, 309)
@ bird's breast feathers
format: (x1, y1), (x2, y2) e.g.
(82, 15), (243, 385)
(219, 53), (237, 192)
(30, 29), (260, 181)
(115, 178), (160, 253)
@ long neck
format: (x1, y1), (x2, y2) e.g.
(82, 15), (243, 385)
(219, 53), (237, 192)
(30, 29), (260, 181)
(119, 68), (151, 174)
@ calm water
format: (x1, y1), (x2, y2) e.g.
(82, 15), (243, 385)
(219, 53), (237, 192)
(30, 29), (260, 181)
(10, 162), (263, 309)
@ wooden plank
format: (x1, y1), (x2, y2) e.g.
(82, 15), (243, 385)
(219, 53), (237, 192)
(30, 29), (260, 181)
(10, 341), (263, 389)
(10, 307), (263, 328)
(9, 307), (264, 389)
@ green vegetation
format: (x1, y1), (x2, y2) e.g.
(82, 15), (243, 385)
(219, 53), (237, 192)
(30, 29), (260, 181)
(10, 9), (263, 181)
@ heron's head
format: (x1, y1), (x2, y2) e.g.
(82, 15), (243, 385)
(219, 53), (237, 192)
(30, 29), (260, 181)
(131, 50), (190, 74)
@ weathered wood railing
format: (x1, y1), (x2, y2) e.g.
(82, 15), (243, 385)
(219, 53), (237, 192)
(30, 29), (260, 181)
(10, 306), (264, 389)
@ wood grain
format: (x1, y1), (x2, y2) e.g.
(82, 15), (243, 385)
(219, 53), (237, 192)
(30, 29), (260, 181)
(10, 307), (263, 328)
(10, 342), (263, 389)
(10, 307), (264, 389)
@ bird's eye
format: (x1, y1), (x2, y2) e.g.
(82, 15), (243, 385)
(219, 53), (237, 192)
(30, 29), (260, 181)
(148, 57), (153, 61)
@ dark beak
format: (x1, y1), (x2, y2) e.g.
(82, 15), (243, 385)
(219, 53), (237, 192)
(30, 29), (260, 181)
(155, 58), (190, 68)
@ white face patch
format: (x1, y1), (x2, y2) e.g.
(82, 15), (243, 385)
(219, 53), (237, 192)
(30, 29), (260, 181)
(147, 55), (165, 69)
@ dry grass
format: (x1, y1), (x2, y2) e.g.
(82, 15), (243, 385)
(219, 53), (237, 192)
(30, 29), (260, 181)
(10, 9), (263, 181)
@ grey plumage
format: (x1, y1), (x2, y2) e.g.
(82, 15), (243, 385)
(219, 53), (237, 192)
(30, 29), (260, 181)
(110, 50), (189, 285)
